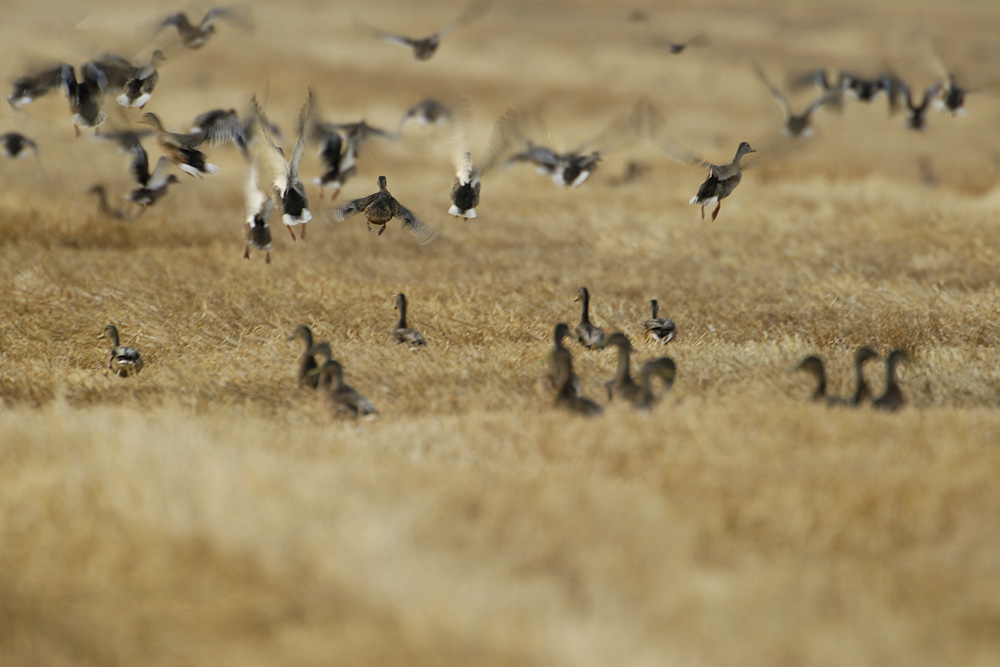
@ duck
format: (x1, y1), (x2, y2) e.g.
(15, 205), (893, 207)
(899, 82), (942, 131)
(60, 62), (112, 135)
(633, 357), (677, 410)
(88, 185), (131, 220)
(398, 98), (454, 131)
(445, 106), (518, 218)
(754, 63), (835, 138)
(841, 72), (884, 102)
(102, 324), (143, 377)
(311, 126), (356, 200)
(361, 0), (492, 61)
(873, 349), (908, 412)
(507, 142), (602, 188)
(850, 346), (880, 405)
(642, 299), (676, 344)
(155, 7), (251, 49)
(243, 158), (274, 262)
(390, 293), (427, 349)
(325, 175), (437, 244)
(286, 325), (319, 389)
(597, 333), (641, 402)
(117, 50), (165, 109)
(8, 63), (68, 108)
(312, 359), (379, 419)
(141, 112), (219, 176)
(251, 92), (313, 240)
(551, 349), (602, 417)
(790, 69), (846, 112)
(536, 322), (582, 397)
(1, 132), (39, 159)
(688, 141), (755, 221)
(189, 107), (247, 156)
(935, 73), (970, 116)
(573, 286), (605, 349)
(103, 130), (179, 210)
(793, 355), (849, 406)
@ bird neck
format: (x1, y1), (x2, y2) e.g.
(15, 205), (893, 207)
(579, 291), (590, 324)
(614, 344), (632, 384)
(396, 298), (408, 329)
(650, 300), (658, 319)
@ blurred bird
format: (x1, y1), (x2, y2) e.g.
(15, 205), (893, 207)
(189, 108), (246, 151)
(243, 158), (274, 262)
(287, 326), (320, 389)
(141, 112), (219, 176)
(117, 50), (166, 108)
(1, 132), (39, 158)
(100, 128), (180, 210)
(312, 359), (379, 419)
(390, 293), (427, 349)
(651, 33), (707, 54)
(154, 7), (252, 49)
(88, 185), (131, 221)
(103, 324), (143, 377)
(326, 175), (437, 244)
(573, 287), (605, 349)
(873, 349), (908, 412)
(793, 355), (848, 405)
(597, 333), (641, 402)
(551, 349), (602, 417)
(398, 98), (454, 131)
(850, 346), (880, 405)
(642, 299), (676, 344)
(8, 63), (68, 108)
(252, 91), (313, 239)
(537, 322), (582, 397)
(633, 358), (677, 410)
(444, 105), (519, 218)
(361, 0), (492, 61)
(754, 63), (835, 137)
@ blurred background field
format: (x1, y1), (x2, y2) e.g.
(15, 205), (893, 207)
(2, 0), (1000, 665)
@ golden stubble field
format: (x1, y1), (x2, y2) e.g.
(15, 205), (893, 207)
(2, 0), (1000, 665)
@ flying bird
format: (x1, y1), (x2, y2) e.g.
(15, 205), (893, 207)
(325, 175), (437, 244)
(361, 0), (492, 61)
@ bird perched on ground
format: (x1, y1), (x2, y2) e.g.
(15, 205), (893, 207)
(117, 51), (165, 108)
(141, 112), (219, 176)
(444, 105), (518, 219)
(550, 349), (602, 417)
(312, 359), (379, 419)
(753, 63), (835, 138)
(642, 299), (676, 344)
(242, 158), (274, 262)
(873, 349), (908, 412)
(597, 333), (641, 402)
(1, 132), (39, 158)
(102, 324), (143, 377)
(573, 287), (605, 349)
(360, 0), (492, 60)
(390, 293), (427, 349)
(252, 91), (313, 240)
(287, 326), (320, 389)
(154, 7), (252, 50)
(326, 175), (437, 244)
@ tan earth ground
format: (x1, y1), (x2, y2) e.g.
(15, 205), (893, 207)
(2, 0), (1000, 665)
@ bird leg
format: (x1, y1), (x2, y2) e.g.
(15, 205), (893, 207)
(378, 224), (386, 236)
(287, 225), (297, 241)
(243, 243), (250, 260)
(265, 250), (271, 264)
(300, 223), (307, 239)
(711, 202), (721, 221)
(700, 205), (705, 220)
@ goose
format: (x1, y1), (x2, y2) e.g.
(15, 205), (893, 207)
(551, 350), (602, 417)
(793, 355), (849, 406)
(155, 7), (251, 49)
(102, 324), (143, 377)
(642, 299), (676, 344)
(8, 63), (68, 108)
(873, 349), (908, 412)
(390, 293), (427, 349)
(117, 50), (165, 109)
(634, 358), (677, 410)
(899, 82), (942, 131)
(851, 346), (880, 405)
(445, 106), (518, 218)
(141, 112), (219, 176)
(88, 185), (131, 220)
(1, 132), (39, 158)
(790, 69), (846, 111)
(325, 175), (437, 244)
(841, 72), (884, 102)
(597, 333), (641, 402)
(252, 91), (313, 239)
(361, 0), (492, 61)
(754, 64), (834, 138)
(311, 126), (356, 200)
(398, 98), (454, 131)
(688, 141), (755, 221)
(189, 108), (246, 150)
(103, 130), (179, 210)
(243, 158), (274, 262)
(935, 73), (970, 116)
(537, 322), (582, 397)
(573, 287), (605, 349)
(286, 326), (319, 389)
(313, 359), (379, 419)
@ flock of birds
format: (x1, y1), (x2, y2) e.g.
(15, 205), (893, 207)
(6, 3), (965, 417)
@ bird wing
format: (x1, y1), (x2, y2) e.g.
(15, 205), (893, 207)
(244, 160), (267, 219)
(392, 200), (437, 244)
(325, 194), (373, 223)
(251, 97), (289, 194)
(128, 139), (151, 186)
(201, 6), (253, 30)
(146, 156), (174, 190)
(478, 106), (522, 175)
(439, 0), (493, 36)
(287, 89), (313, 182)
(753, 63), (792, 118)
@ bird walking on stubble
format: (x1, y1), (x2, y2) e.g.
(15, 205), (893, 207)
(873, 349), (908, 412)
(642, 299), (676, 344)
(390, 293), (427, 349)
(573, 287), (605, 349)
(361, 0), (492, 61)
(312, 358), (379, 419)
(326, 175), (437, 244)
(287, 325), (319, 389)
(103, 324), (143, 377)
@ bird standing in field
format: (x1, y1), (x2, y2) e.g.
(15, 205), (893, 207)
(252, 92), (313, 239)
(287, 325), (319, 389)
(326, 175), (437, 244)
(573, 287), (605, 349)
(537, 322), (582, 397)
(312, 359), (379, 419)
(597, 333), (641, 402)
(1, 132), (39, 158)
(361, 0), (492, 61)
(642, 299), (676, 344)
(873, 349), (908, 412)
(390, 293), (427, 349)
(102, 324), (143, 377)
(850, 346), (880, 405)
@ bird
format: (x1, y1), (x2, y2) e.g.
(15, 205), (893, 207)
(102, 129), (180, 210)
(536, 322), (582, 397)
(88, 185), (131, 220)
(633, 358), (677, 410)
(189, 108), (247, 152)
(325, 175), (437, 244)
(8, 63), (68, 108)
(790, 69), (846, 112)
(102, 324), (143, 377)
(687, 141), (756, 221)
(60, 62), (113, 135)
(361, 0), (492, 61)
(1, 132), (39, 158)
(141, 112), (219, 176)
(312, 359), (379, 419)
(311, 126), (355, 200)
(390, 293), (427, 349)
(841, 72), (885, 102)
(873, 349), (908, 412)
(935, 72), (971, 116)
(116, 50), (165, 109)
(899, 82), (942, 131)
(243, 158), (274, 263)
(793, 355), (849, 406)
(287, 325), (319, 389)
(597, 333), (641, 402)
(551, 349), (602, 417)
(850, 346), (880, 405)
(642, 299), (676, 344)
(398, 98), (454, 131)
(252, 91), (313, 239)
(573, 287), (605, 349)
(154, 7), (251, 49)
(651, 34), (707, 54)
(445, 106), (518, 219)
(753, 63), (835, 138)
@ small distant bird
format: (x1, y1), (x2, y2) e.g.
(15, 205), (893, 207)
(390, 293), (427, 349)
(243, 158), (274, 262)
(841, 72), (884, 102)
(790, 69), (846, 112)
(398, 98), (454, 131)
(642, 299), (676, 344)
(899, 82), (942, 131)
(102, 324), (143, 377)
(362, 0), (492, 61)
(312, 359), (379, 419)
(935, 72), (971, 116)
(537, 322), (582, 397)
(252, 92), (313, 240)
(687, 141), (756, 221)
(88, 185), (131, 220)
(0, 132), (39, 158)
(326, 175), (437, 244)
(154, 7), (252, 49)
(141, 112), (219, 176)
(551, 349), (602, 417)
(287, 326), (319, 389)
(651, 34), (707, 54)
(117, 50), (165, 109)
(754, 63), (835, 138)
(873, 349), (908, 412)
(573, 287), (605, 349)
(445, 106), (518, 218)
(793, 355), (846, 405)
(850, 346), (880, 405)
(311, 127), (355, 200)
